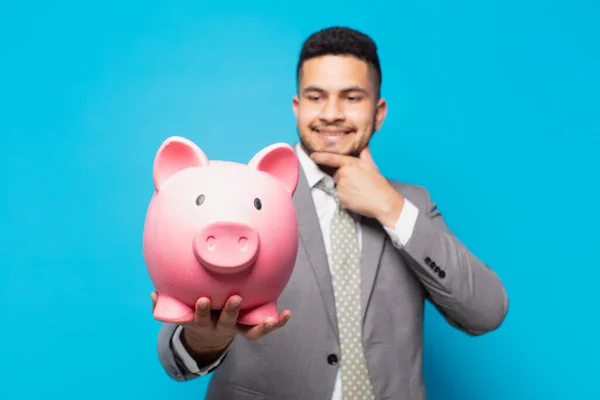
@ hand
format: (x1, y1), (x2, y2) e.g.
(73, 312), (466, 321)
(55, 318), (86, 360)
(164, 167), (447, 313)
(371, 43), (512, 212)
(310, 147), (405, 228)
(151, 291), (291, 356)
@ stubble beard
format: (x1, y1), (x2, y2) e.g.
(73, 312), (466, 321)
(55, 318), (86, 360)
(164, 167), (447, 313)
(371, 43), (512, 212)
(298, 123), (375, 159)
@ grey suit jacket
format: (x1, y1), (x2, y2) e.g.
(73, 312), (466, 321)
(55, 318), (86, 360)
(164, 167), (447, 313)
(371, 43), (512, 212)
(156, 156), (509, 399)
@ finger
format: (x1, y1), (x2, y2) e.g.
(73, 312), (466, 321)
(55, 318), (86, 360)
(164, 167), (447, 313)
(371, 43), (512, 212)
(310, 152), (356, 168)
(239, 316), (278, 340)
(193, 297), (212, 328)
(333, 162), (354, 183)
(332, 167), (344, 183)
(275, 310), (292, 328)
(151, 291), (158, 313)
(216, 295), (242, 329)
(359, 146), (375, 164)
(239, 310), (293, 340)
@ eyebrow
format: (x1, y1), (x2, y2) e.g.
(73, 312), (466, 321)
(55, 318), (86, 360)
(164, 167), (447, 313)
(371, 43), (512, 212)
(302, 85), (369, 95)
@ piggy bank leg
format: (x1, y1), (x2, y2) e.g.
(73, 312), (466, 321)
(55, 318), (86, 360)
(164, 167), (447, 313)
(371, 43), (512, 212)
(237, 301), (279, 326)
(153, 294), (195, 324)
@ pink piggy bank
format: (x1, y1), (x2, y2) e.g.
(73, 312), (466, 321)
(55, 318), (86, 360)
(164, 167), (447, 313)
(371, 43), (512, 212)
(143, 136), (300, 326)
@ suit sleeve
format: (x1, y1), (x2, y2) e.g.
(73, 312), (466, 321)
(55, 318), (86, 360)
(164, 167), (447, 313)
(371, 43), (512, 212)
(384, 185), (509, 335)
(157, 323), (228, 381)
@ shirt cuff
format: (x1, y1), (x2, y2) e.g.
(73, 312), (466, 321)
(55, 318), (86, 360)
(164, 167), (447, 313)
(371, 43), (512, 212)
(171, 325), (228, 376)
(383, 198), (419, 248)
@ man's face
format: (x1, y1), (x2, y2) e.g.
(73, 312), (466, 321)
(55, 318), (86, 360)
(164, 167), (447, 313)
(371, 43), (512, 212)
(292, 54), (387, 157)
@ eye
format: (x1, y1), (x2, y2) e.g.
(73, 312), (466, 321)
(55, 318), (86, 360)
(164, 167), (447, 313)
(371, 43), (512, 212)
(254, 198), (262, 210)
(195, 194), (205, 206)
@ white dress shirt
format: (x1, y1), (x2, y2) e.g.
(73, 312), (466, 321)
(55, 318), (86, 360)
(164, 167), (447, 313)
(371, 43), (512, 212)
(171, 143), (420, 399)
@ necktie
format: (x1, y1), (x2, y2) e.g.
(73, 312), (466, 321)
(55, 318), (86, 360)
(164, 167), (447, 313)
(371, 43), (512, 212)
(315, 179), (375, 400)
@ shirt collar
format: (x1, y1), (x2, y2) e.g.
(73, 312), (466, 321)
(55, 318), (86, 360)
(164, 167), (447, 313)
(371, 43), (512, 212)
(295, 143), (334, 189)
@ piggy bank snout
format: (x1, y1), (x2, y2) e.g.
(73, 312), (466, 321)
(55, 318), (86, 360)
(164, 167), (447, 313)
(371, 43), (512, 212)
(194, 221), (260, 273)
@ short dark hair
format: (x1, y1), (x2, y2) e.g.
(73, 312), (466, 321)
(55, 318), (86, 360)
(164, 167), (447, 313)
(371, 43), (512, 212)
(296, 26), (382, 95)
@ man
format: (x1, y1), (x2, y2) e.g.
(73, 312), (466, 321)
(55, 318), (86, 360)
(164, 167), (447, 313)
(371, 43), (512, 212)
(154, 26), (509, 399)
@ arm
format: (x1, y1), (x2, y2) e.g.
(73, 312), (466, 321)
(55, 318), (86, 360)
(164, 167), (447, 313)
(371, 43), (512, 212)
(310, 147), (508, 335)
(153, 294), (291, 382)
(308, 149), (508, 335)
(381, 185), (509, 335)
(157, 323), (230, 382)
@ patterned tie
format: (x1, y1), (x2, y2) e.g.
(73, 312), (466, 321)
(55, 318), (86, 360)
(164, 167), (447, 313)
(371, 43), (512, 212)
(315, 179), (375, 400)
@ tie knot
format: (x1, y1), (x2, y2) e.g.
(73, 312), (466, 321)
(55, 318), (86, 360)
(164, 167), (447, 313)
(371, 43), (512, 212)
(315, 179), (338, 202)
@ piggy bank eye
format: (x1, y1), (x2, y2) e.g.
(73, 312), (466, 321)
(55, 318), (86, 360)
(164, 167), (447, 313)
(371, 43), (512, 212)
(254, 198), (262, 210)
(196, 194), (205, 206)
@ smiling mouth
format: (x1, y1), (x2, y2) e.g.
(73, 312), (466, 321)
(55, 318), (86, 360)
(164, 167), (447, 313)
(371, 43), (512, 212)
(312, 128), (354, 136)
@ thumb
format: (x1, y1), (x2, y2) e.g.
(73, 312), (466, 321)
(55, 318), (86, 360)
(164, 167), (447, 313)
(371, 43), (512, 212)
(359, 146), (375, 165)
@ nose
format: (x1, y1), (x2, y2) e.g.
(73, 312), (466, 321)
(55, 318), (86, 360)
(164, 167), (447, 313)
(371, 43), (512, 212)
(194, 221), (260, 274)
(319, 99), (344, 122)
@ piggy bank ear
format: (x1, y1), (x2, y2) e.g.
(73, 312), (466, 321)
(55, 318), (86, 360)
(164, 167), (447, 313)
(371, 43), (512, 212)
(153, 136), (209, 191)
(248, 143), (299, 195)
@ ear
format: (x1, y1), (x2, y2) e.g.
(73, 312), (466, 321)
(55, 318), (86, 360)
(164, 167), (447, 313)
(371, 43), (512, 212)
(292, 95), (300, 117)
(153, 136), (209, 191)
(248, 143), (299, 196)
(374, 97), (388, 132)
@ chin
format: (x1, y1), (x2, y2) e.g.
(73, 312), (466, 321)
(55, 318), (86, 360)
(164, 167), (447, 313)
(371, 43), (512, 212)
(315, 136), (354, 152)
(311, 143), (347, 156)
(325, 142), (360, 156)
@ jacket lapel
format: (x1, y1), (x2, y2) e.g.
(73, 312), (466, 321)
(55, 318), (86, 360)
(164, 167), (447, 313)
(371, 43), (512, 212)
(360, 216), (387, 323)
(291, 146), (389, 334)
(292, 167), (339, 339)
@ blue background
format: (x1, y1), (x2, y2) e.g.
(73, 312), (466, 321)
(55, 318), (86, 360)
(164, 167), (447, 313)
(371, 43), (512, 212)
(1, 1), (598, 399)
